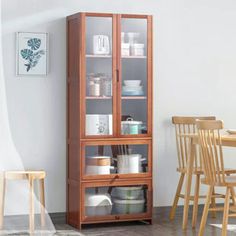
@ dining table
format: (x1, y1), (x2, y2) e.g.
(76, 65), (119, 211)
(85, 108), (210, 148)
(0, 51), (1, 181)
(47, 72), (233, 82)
(182, 132), (236, 230)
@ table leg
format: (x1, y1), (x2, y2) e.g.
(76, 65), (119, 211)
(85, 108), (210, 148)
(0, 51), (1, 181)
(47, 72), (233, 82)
(182, 141), (195, 230)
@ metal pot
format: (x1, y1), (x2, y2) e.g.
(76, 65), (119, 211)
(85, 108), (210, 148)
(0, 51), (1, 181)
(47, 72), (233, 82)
(115, 154), (145, 174)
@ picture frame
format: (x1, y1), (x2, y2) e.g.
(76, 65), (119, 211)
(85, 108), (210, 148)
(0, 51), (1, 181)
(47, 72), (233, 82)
(16, 32), (49, 76)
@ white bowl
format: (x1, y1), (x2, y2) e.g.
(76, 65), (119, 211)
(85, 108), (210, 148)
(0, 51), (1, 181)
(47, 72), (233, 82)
(123, 80), (141, 86)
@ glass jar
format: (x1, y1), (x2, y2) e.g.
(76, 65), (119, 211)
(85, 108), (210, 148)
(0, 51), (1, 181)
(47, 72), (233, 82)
(88, 74), (101, 97)
(101, 76), (112, 97)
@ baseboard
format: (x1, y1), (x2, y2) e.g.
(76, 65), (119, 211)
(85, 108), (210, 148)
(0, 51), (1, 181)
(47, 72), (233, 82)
(2, 204), (209, 226)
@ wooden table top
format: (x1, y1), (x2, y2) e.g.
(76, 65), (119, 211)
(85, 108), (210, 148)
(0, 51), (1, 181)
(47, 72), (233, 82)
(179, 133), (236, 147)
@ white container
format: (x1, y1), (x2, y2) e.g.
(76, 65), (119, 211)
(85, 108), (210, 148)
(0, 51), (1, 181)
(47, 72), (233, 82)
(127, 32), (140, 44)
(121, 32), (125, 43)
(116, 154), (145, 173)
(85, 194), (112, 216)
(86, 156), (112, 175)
(93, 35), (110, 55)
(121, 43), (130, 56)
(112, 187), (144, 200)
(86, 114), (112, 135)
(131, 43), (145, 56)
(123, 80), (141, 86)
(113, 198), (145, 214)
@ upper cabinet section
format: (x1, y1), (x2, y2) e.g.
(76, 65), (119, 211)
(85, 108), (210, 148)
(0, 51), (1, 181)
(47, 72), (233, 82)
(78, 13), (152, 139)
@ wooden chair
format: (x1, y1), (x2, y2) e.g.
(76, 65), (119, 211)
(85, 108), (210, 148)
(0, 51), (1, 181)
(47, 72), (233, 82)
(169, 116), (236, 228)
(197, 120), (236, 236)
(0, 170), (46, 232)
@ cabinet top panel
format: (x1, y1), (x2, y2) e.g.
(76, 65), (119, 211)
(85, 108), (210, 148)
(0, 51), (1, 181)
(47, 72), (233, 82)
(67, 12), (152, 20)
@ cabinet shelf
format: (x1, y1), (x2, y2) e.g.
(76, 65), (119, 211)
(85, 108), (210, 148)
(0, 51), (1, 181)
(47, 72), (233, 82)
(86, 96), (112, 100)
(86, 96), (147, 100)
(122, 55), (147, 59)
(122, 96), (147, 100)
(86, 54), (112, 58)
(86, 55), (146, 59)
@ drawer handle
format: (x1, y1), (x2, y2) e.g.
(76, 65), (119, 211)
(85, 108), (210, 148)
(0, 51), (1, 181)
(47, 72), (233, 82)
(115, 215), (120, 220)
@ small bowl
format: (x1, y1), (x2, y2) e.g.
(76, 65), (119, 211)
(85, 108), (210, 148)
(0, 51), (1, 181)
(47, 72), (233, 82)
(123, 80), (141, 86)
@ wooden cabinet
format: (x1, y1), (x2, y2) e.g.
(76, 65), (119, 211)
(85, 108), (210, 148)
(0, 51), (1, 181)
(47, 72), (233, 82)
(67, 12), (153, 229)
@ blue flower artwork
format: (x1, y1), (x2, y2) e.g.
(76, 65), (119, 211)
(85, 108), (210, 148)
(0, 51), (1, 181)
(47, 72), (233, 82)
(20, 38), (45, 72)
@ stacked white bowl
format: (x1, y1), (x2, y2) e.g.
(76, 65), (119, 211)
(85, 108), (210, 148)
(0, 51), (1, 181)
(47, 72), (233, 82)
(122, 80), (143, 96)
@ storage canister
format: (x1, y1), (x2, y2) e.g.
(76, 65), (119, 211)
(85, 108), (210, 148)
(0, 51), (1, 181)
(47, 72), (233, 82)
(86, 156), (111, 175)
(121, 43), (130, 56)
(131, 43), (145, 56)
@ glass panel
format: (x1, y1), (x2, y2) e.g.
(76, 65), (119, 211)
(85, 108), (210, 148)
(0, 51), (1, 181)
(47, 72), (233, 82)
(121, 18), (148, 135)
(85, 16), (113, 136)
(84, 144), (148, 176)
(85, 185), (148, 217)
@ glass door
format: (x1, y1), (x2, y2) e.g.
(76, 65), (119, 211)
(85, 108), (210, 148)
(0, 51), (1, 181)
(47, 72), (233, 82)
(81, 180), (152, 222)
(118, 15), (152, 137)
(82, 14), (117, 138)
(81, 140), (152, 180)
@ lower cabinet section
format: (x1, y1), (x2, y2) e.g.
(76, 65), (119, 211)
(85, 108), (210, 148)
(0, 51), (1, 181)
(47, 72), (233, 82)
(81, 179), (152, 224)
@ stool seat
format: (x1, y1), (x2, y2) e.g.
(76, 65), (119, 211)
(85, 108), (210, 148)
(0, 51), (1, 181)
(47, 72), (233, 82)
(0, 170), (46, 232)
(4, 170), (46, 180)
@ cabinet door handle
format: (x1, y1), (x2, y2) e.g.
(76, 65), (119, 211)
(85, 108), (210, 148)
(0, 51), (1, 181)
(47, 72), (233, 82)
(116, 69), (119, 83)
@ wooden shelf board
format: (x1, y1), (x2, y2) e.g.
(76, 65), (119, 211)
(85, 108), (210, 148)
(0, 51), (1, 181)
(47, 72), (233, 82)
(122, 56), (147, 59)
(86, 54), (112, 58)
(121, 96), (147, 100)
(86, 96), (112, 100)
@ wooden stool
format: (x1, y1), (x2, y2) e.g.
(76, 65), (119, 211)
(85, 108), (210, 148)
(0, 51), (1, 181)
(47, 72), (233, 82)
(0, 170), (46, 232)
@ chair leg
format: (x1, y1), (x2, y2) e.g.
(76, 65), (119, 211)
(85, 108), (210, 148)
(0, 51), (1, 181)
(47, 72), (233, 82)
(192, 174), (200, 228)
(29, 176), (35, 233)
(39, 179), (45, 227)
(0, 173), (5, 229)
(169, 173), (185, 220)
(210, 187), (217, 218)
(230, 187), (236, 205)
(198, 185), (213, 236)
(222, 187), (230, 236)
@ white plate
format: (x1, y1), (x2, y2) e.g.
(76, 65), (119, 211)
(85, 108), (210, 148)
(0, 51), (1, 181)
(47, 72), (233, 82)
(227, 129), (236, 134)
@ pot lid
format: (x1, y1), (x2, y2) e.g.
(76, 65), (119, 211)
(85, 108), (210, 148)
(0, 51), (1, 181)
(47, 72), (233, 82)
(114, 186), (142, 191)
(113, 198), (145, 204)
(86, 156), (111, 159)
(121, 120), (142, 125)
(85, 194), (112, 206)
(117, 154), (142, 158)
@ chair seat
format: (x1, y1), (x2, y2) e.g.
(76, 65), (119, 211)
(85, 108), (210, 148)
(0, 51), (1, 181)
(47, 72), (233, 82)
(177, 167), (236, 175)
(201, 175), (236, 186)
(4, 170), (46, 180)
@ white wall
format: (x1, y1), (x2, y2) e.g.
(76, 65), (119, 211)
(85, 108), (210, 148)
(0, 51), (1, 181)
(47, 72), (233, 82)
(2, 0), (236, 213)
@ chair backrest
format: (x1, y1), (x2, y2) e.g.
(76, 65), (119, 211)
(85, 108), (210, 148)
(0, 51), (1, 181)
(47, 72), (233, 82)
(172, 116), (216, 170)
(197, 120), (225, 184)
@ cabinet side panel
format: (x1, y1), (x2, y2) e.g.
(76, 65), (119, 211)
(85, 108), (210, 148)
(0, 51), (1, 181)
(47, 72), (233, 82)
(67, 16), (81, 227)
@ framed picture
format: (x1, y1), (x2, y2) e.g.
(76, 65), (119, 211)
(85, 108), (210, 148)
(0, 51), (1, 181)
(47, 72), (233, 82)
(16, 32), (49, 76)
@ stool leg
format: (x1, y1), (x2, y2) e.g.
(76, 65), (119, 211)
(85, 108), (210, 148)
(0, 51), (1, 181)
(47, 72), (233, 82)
(39, 179), (45, 227)
(29, 177), (34, 232)
(0, 173), (5, 229)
